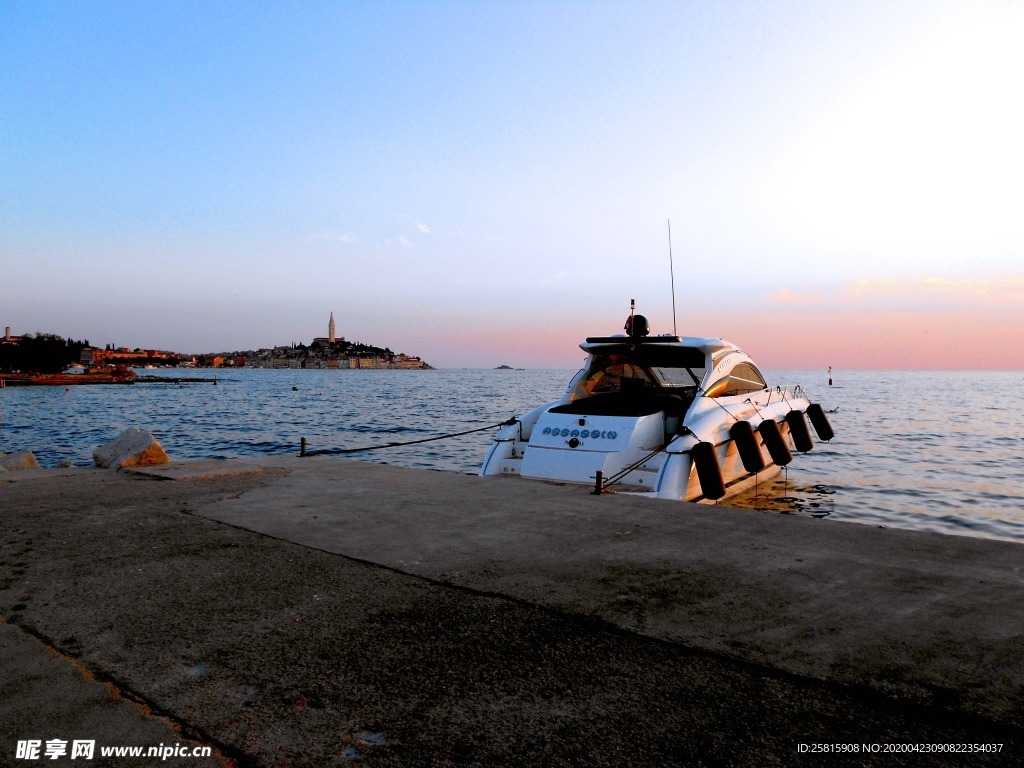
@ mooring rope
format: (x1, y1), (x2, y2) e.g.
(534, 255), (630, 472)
(301, 417), (517, 457)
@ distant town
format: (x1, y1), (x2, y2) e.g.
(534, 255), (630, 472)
(1, 313), (432, 373)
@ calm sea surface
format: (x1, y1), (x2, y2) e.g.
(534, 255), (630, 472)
(2, 368), (1021, 543)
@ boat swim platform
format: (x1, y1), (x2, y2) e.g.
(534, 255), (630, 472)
(2, 457), (1022, 765)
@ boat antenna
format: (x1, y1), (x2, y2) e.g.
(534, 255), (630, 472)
(667, 219), (678, 336)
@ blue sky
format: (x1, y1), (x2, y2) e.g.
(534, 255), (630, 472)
(2, 0), (1021, 368)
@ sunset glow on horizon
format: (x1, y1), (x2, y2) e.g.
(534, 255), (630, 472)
(2, 1), (1021, 370)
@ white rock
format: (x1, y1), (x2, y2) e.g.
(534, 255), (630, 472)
(0, 450), (41, 471)
(93, 428), (170, 469)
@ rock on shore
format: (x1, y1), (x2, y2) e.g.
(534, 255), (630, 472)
(93, 428), (170, 469)
(0, 450), (40, 471)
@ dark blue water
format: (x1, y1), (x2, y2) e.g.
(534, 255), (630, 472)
(1, 368), (1021, 543)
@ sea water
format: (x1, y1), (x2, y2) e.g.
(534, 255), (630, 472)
(1, 368), (1021, 543)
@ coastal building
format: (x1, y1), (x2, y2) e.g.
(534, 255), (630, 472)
(210, 312), (430, 369)
(81, 346), (182, 367)
(314, 312), (345, 347)
(394, 354), (426, 369)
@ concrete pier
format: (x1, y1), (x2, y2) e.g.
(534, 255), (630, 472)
(2, 458), (1022, 766)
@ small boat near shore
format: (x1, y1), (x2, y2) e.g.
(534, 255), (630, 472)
(481, 309), (834, 503)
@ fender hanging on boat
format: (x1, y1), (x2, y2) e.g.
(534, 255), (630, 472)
(729, 420), (766, 473)
(758, 419), (793, 467)
(805, 403), (835, 441)
(785, 410), (814, 453)
(691, 441), (726, 500)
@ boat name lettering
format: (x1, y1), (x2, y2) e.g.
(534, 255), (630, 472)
(715, 352), (739, 374)
(542, 427), (617, 439)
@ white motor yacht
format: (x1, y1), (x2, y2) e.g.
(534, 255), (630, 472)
(481, 310), (834, 503)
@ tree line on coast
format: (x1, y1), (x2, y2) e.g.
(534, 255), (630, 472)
(0, 334), (89, 374)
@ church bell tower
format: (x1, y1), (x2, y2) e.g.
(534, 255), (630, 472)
(329, 312), (336, 344)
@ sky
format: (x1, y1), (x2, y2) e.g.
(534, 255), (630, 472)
(2, 0), (1021, 370)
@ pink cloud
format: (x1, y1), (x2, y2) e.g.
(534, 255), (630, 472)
(372, 278), (1022, 370)
(766, 287), (832, 305)
(717, 307), (1021, 370)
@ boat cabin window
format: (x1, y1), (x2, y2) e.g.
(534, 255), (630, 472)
(556, 349), (703, 416)
(578, 358), (654, 396)
(703, 362), (767, 398)
(572, 348), (706, 396)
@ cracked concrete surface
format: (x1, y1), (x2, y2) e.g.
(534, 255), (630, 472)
(2, 460), (1022, 766)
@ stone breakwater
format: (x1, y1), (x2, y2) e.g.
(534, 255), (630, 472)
(1, 458), (1022, 766)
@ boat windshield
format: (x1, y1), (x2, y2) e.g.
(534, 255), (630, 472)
(573, 348), (706, 397)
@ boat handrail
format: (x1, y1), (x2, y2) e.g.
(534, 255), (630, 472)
(765, 384), (803, 405)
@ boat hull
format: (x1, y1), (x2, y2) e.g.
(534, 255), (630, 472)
(481, 394), (814, 504)
(480, 327), (831, 504)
